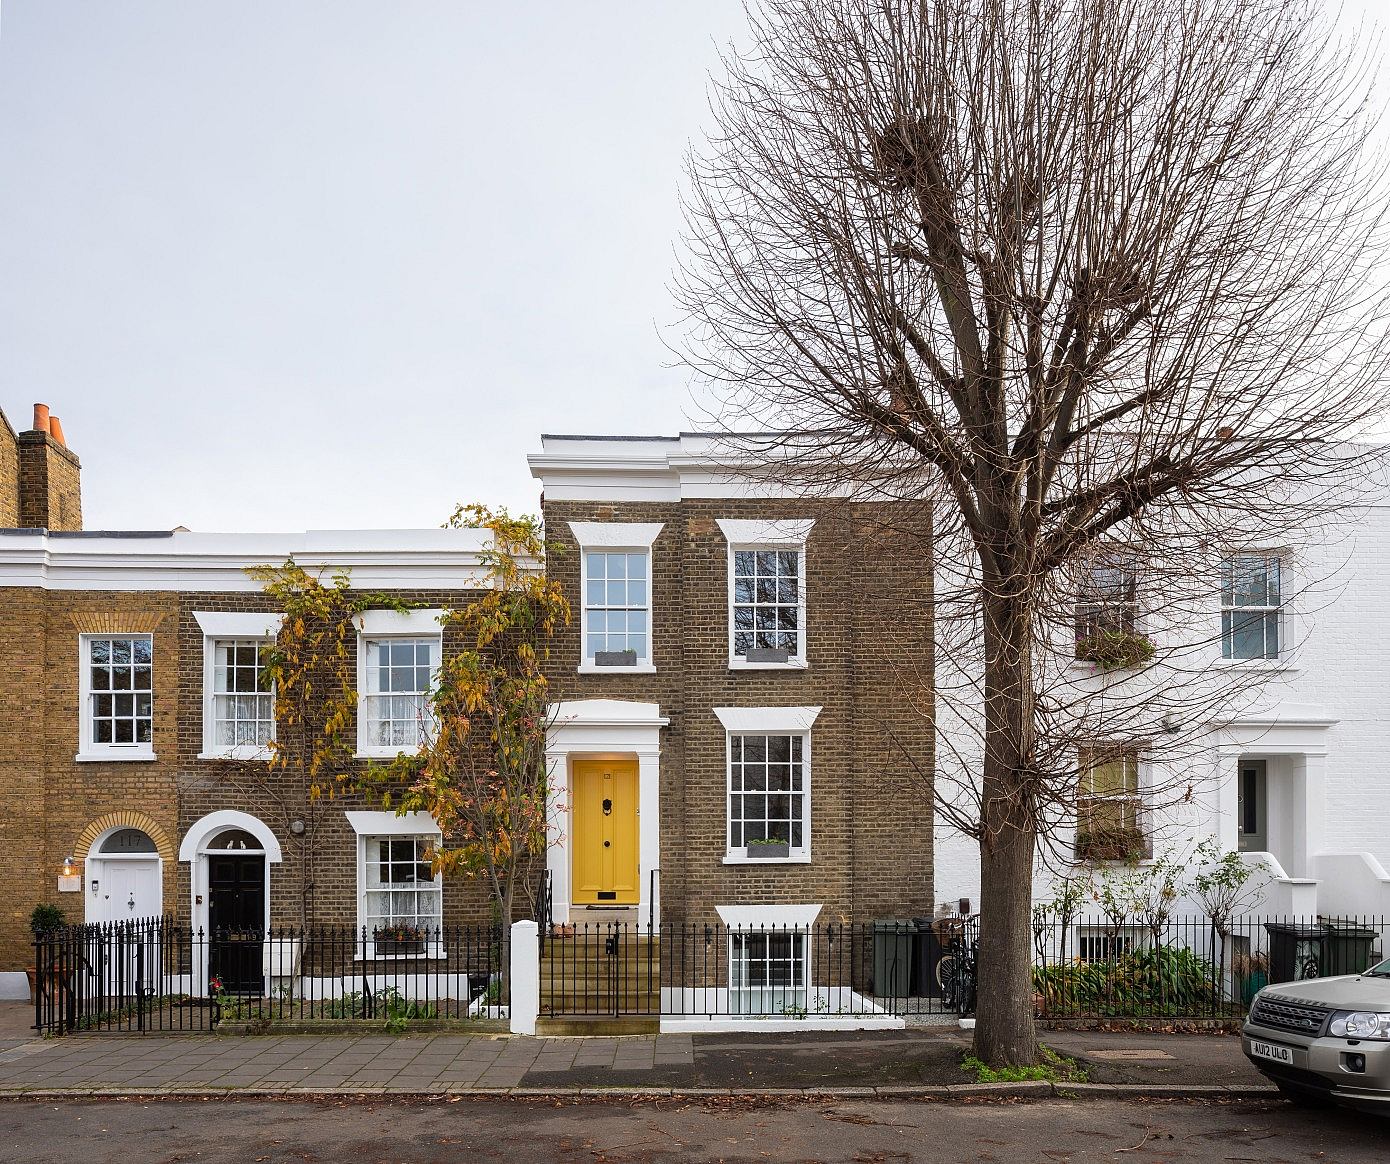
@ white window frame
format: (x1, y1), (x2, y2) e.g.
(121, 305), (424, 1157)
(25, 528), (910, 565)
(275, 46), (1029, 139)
(355, 609), (444, 759)
(77, 633), (156, 762)
(194, 611), (281, 760)
(346, 811), (444, 959)
(570, 522), (662, 674)
(1220, 553), (1284, 661)
(718, 518), (814, 670)
(1074, 556), (1140, 649)
(716, 904), (821, 1016)
(729, 928), (810, 1015)
(1076, 926), (1147, 964)
(715, 707), (820, 864)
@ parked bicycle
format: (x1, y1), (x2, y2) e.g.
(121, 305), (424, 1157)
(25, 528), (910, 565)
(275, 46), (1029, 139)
(936, 931), (978, 1016)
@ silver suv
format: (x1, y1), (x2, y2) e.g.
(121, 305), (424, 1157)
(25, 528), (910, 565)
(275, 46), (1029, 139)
(1243, 958), (1390, 1112)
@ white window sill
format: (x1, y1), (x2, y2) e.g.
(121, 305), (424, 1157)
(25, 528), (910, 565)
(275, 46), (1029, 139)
(75, 751), (157, 763)
(353, 950), (447, 963)
(1210, 658), (1297, 672)
(198, 749), (273, 762)
(578, 662), (657, 675)
(1067, 660), (1145, 675)
(354, 750), (421, 761)
(728, 659), (809, 671)
(723, 853), (812, 865)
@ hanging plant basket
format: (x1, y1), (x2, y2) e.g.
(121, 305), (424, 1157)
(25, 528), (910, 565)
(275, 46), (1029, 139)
(1076, 630), (1156, 671)
(1075, 826), (1148, 862)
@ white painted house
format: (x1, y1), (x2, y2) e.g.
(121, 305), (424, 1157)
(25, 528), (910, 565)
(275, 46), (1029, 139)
(933, 481), (1390, 920)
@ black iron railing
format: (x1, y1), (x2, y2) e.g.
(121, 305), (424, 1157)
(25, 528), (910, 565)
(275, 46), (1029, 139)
(538, 919), (975, 1019)
(34, 917), (508, 1035)
(1029, 911), (1389, 1020)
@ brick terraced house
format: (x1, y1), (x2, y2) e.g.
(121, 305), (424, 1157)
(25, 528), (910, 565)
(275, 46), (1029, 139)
(0, 404), (502, 999)
(529, 435), (935, 964)
(3, 408), (938, 1023)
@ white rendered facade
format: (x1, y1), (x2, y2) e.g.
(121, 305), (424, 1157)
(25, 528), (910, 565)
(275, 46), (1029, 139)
(933, 491), (1390, 918)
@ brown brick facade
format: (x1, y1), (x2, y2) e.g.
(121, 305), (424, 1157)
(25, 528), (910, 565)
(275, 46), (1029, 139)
(0, 580), (499, 972)
(0, 588), (181, 968)
(0, 412), (17, 528)
(171, 589), (497, 935)
(544, 496), (935, 925)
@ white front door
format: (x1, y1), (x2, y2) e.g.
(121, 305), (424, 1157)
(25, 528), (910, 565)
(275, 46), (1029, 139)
(86, 858), (162, 997)
(89, 859), (161, 924)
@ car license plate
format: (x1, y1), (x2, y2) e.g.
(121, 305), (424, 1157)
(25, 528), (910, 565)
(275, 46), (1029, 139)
(1251, 1040), (1294, 1065)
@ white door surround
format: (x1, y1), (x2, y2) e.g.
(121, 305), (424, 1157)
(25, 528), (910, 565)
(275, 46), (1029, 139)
(546, 700), (667, 927)
(1212, 708), (1336, 882)
(179, 810), (281, 939)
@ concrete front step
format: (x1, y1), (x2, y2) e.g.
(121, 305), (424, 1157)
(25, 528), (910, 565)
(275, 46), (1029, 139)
(534, 1016), (661, 1036)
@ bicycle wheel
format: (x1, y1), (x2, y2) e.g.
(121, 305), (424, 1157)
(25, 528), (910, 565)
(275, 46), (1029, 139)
(937, 954), (961, 1009)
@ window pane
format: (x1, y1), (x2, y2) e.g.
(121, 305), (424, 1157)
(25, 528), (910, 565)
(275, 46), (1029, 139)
(729, 733), (807, 850)
(583, 551), (650, 663)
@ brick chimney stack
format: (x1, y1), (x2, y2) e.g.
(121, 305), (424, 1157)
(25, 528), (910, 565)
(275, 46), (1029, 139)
(12, 402), (82, 530)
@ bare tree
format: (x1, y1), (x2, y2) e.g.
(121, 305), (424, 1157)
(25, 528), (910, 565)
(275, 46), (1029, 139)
(673, 0), (1390, 1065)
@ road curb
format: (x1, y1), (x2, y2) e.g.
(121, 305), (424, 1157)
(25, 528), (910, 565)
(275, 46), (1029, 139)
(0, 1081), (1281, 1102)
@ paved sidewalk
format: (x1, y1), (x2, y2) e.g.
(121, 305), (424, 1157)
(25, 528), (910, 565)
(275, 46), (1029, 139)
(0, 1003), (1273, 1098)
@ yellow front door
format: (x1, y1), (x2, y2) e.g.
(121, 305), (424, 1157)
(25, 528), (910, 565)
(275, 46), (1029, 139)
(571, 756), (639, 904)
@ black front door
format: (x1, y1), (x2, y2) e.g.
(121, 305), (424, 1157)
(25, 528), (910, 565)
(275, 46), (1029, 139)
(209, 854), (265, 993)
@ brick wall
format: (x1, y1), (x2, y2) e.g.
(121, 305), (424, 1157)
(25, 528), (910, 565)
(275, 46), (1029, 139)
(543, 497), (935, 925)
(0, 411), (17, 527)
(0, 588), (181, 969)
(173, 588), (499, 934)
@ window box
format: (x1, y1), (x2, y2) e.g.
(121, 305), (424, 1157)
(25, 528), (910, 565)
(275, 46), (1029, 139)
(744, 647), (790, 665)
(1075, 629), (1155, 671)
(373, 926), (427, 956)
(1075, 825), (1148, 862)
(745, 839), (791, 859)
(594, 649), (638, 667)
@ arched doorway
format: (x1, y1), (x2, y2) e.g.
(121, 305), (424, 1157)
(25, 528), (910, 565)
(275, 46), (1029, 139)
(86, 827), (163, 925)
(180, 811), (281, 996)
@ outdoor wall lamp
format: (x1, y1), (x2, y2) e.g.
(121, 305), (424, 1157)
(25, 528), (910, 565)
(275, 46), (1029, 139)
(60, 855), (77, 877)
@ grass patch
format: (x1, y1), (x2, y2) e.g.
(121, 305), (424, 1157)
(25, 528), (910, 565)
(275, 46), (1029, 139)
(960, 1045), (1088, 1084)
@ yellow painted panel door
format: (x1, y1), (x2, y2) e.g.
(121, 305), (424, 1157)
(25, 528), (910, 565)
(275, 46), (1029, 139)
(571, 757), (639, 904)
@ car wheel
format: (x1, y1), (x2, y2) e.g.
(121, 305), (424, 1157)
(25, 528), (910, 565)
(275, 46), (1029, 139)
(1276, 1081), (1334, 1108)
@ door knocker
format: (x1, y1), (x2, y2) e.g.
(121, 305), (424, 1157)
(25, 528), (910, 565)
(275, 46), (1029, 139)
(602, 798), (613, 816)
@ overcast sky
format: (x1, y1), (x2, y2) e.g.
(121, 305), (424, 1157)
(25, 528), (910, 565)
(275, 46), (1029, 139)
(1, 2), (1386, 532)
(0, 1), (747, 531)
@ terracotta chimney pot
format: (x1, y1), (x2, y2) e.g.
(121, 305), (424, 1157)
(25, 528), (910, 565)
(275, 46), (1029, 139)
(48, 416), (66, 446)
(32, 403), (50, 434)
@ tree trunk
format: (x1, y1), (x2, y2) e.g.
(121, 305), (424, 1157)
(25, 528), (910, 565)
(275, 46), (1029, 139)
(973, 586), (1041, 1067)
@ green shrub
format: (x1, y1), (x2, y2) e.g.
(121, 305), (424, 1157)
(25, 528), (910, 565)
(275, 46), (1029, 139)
(1034, 945), (1219, 1017)
(29, 904), (65, 935)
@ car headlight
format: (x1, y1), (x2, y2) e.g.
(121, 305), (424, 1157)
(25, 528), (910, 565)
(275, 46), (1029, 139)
(1328, 1011), (1390, 1039)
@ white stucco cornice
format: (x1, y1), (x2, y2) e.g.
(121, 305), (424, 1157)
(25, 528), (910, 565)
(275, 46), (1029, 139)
(0, 528), (493, 592)
(529, 433), (851, 502)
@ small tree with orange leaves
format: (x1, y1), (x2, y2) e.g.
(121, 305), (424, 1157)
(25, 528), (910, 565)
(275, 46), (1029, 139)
(365, 505), (570, 924)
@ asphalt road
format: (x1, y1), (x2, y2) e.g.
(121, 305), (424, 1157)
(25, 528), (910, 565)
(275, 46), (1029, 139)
(0, 1096), (1383, 1163)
